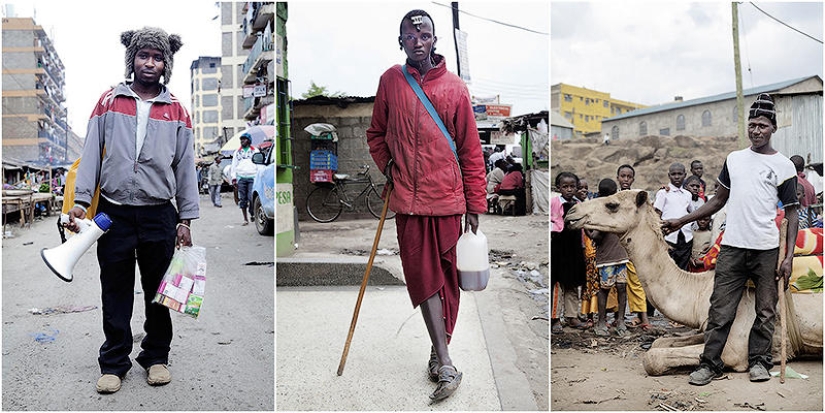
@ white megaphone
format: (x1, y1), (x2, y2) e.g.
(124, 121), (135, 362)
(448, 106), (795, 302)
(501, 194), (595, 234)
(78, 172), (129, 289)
(41, 212), (113, 282)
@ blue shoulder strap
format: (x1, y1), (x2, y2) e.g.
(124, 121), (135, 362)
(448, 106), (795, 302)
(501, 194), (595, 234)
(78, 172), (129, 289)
(402, 65), (459, 162)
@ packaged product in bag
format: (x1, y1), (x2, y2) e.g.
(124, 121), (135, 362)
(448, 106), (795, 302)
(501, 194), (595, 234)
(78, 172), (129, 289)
(152, 246), (206, 318)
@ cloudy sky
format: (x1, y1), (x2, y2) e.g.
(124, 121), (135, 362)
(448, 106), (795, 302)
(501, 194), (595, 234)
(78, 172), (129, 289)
(287, 1), (549, 115)
(551, 1), (823, 106)
(4, 0), (222, 136)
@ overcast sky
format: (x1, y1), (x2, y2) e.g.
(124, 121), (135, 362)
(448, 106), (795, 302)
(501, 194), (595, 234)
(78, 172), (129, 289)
(4, 0), (222, 137)
(286, 1), (549, 115)
(551, 1), (823, 106)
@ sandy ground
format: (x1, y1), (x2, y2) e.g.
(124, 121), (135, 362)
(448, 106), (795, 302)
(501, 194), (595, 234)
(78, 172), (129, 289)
(551, 318), (823, 411)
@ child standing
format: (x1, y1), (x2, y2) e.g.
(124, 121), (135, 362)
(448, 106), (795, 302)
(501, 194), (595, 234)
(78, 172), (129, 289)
(616, 165), (652, 330)
(551, 172), (588, 333)
(654, 163), (695, 270)
(690, 216), (713, 272)
(587, 179), (631, 337)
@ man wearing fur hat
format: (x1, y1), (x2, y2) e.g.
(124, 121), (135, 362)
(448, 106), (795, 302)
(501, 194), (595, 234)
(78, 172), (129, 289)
(662, 93), (799, 386)
(66, 27), (198, 394)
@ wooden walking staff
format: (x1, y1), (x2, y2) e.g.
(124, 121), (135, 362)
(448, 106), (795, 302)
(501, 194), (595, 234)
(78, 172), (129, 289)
(777, 218), (788, 383)
(337, 183), (393, 376)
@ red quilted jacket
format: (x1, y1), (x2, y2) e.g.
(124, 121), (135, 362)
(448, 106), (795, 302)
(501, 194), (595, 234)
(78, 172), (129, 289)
(366, 55), (487, 216)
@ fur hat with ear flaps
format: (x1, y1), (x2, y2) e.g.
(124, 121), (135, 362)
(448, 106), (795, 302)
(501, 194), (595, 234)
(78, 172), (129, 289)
(121, 27), (182, 84)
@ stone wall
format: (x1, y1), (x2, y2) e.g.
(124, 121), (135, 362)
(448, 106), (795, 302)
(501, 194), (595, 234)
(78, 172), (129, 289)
(292, 101), (385, 221)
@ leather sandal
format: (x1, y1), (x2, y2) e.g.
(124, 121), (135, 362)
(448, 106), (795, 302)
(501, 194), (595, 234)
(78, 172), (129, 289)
(430, 365), (462, 402)
(427, 347), (439, 383)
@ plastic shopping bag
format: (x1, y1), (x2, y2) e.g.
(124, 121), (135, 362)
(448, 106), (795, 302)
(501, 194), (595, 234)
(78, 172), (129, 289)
(152, 246), (206, 318)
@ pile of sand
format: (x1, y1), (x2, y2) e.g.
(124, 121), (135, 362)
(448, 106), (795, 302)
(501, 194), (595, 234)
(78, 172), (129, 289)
(550, 134), (743, 193)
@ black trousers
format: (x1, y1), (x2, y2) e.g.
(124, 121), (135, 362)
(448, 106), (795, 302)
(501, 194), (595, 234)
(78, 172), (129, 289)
(96, 198), (177, 376)
(700, 246), (779, 373)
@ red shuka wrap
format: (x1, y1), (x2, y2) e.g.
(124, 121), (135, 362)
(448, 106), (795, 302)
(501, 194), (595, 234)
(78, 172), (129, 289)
(396, 214), (462, 342)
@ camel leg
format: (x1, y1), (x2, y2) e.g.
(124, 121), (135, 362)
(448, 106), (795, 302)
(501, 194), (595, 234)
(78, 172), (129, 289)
(650, 333), (704, 349)
(643, 344), (703, 376)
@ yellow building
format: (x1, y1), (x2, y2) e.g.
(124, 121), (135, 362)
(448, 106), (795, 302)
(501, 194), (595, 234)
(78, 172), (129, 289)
(550, 83), (646, 138)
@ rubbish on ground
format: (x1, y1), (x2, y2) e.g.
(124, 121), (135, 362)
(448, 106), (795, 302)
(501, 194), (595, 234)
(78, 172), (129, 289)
(244, 261), (274, 266)
(733, 402), (766, 411)
(29, 305), (97, 315)
(30, 328), (59, 343)
(770, 366), (808, 379)
(217, 339), (232, 345)
(23, 242), (33, 246)
(376, 248), (396, 256)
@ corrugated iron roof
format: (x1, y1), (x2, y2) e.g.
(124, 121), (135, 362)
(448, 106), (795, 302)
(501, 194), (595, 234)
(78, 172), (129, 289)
(292, 95), (375, 106)
(605, 75), (822, 122)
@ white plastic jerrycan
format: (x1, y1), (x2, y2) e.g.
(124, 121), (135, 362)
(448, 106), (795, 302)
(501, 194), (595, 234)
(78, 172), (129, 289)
(456, 229), (490, 291)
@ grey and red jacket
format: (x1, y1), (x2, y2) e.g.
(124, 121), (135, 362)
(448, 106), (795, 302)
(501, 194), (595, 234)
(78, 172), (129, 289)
(74, 82), (200, 220)
(366, 55), (487, 216)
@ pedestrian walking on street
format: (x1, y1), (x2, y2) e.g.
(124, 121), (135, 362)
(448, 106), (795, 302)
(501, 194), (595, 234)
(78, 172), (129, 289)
(662, 93), (799, 386)
(366, 9), (487, 402)
(231, 133), (259, 225)
(66, 26), (198, 394)
(207, 156), (224, 208)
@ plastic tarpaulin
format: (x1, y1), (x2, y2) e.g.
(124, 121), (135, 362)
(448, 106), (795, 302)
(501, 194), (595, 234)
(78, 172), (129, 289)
(530, 169), (549, 215)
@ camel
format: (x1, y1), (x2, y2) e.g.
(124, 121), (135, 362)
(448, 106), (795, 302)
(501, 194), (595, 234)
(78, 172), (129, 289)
(564, 189), (823, 376)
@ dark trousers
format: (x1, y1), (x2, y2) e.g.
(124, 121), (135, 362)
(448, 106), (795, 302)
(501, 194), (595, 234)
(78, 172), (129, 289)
(96, 198), (177, 376)
(237, 177), (254, 214)
(667, 230), (693, 271)
(700, 245), (779, 373)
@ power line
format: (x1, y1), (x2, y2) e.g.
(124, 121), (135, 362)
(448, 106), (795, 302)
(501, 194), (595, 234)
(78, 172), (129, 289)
(749, 2), (823, 44)
(430, 1), (548, 36)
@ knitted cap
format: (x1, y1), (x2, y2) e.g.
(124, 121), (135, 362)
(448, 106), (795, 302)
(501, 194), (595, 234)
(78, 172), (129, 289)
(748, 93), (776, 127)
(120, 27), (182, 84)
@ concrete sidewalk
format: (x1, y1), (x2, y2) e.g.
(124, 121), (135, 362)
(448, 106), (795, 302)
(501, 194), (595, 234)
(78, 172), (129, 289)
(276, 286), (499, 410)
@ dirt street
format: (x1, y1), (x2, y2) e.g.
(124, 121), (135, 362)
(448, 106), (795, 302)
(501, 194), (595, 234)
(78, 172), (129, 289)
(289, 212), (550, 409)
(551, 319), (823, 411)
(2, 193), (274, 410)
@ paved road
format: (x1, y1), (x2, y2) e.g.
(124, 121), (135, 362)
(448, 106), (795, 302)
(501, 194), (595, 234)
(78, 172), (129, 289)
(2, 193), (274, 410)
(276, 213), (549, 410)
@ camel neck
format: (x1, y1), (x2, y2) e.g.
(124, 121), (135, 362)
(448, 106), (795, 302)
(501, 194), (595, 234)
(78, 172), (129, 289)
(619, 206), (715, 328)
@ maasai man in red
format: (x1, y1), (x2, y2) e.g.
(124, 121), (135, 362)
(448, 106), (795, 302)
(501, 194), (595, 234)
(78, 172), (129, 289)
(366, 9), (487, 402)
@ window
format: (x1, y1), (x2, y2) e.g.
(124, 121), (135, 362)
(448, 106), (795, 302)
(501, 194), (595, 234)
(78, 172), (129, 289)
(202, 94), (218, 107)
(611, 125), (619, 140)
(203, 110), (218, 123)
(660, 128), (670, 136)
(702, 110), (712, 127)
(604, 100), (609, 108)
(616, 108), (622, 115)
(639, 121), (647, 136)
(564, 111), (572, 119)
(676, 114), (685, 130)
(202, 78), (219, 91)
(564, 94), (572, 102)
(585, 115), (590, 122)
(585, 98), (590, 105)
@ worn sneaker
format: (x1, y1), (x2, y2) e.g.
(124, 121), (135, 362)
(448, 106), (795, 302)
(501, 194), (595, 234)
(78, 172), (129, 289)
(749, 363), (771, 382)
(96, 374), (121, 394)
(147, 364), (172, 386)
(688, 365), (722, 386)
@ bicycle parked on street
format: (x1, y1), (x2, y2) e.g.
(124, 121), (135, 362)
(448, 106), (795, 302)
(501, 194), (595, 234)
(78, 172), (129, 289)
(305, 164), (396, 223)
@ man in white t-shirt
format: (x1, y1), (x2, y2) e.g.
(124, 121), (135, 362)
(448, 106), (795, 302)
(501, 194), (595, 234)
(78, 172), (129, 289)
(662, 93), (799, 386)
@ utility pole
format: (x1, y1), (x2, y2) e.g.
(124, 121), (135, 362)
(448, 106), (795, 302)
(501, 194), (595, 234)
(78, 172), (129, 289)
(451, 2), (461, 79)
(732, 2), (746, 149)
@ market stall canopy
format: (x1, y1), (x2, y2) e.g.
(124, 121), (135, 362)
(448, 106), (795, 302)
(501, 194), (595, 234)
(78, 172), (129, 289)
(220, 125), (275, 156)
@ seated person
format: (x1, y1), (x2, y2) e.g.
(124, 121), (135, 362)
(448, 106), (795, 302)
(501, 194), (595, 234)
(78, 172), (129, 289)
(497, 164), (525, 214)
(497, 163), (524, 196)
(797, 183), (823, 229)
(486, 159), (507, 199)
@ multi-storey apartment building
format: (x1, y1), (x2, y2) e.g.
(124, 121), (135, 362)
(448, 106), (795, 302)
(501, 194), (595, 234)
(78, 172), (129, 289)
(2, 17), (76, 162)
(220, 1), (274, 140)
(550, 83), (646, 138)
(190, 56), (223, 154)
